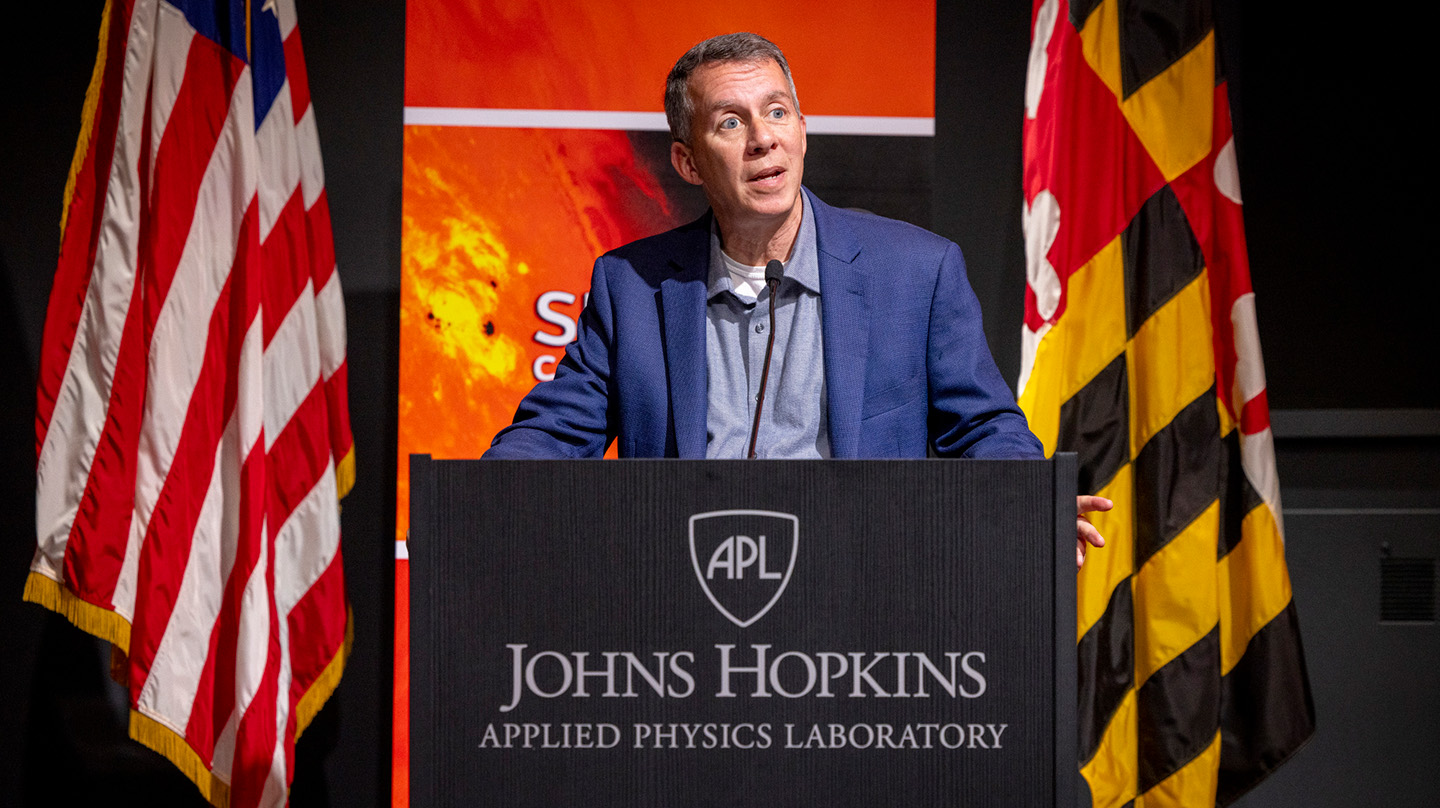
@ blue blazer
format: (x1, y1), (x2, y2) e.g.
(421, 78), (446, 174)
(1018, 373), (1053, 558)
(485, 188), (1042, 460)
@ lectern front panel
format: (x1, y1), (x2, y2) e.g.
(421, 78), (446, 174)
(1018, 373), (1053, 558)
(410, 458), (1075, 806)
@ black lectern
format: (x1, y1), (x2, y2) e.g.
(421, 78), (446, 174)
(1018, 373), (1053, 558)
(410, 456), (1077, 806)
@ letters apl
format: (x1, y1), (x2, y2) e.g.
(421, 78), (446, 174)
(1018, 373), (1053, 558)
(688, 510), (798, 628)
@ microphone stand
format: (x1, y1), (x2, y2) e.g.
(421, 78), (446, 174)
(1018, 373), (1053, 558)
(747, 260), (785, 459)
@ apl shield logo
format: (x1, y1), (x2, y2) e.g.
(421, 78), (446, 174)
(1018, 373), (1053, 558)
(688, 510), (799, 628)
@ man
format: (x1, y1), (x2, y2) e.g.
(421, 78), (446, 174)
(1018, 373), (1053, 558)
(485, 33), (1107, 567)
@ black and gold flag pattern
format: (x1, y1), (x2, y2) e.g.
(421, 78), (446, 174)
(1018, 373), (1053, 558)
(1020, 0), (1316, 804)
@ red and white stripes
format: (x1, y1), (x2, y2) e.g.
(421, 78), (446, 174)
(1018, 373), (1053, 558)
(27, 2), (353, 806)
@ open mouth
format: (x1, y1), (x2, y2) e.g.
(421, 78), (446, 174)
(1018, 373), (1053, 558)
(749, 167), (785, 183)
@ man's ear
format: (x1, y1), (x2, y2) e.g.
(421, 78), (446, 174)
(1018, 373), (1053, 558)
(670, 141), (703, 186)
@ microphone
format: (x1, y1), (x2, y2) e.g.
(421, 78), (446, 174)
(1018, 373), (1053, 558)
(764, 258), (784, 290)
(747, 260), (785, 459)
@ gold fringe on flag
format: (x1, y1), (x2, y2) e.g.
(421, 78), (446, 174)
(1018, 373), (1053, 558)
(22, 570), (132, 653)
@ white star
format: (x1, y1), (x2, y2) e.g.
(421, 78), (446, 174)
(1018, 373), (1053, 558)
(262, 0), (277, 16)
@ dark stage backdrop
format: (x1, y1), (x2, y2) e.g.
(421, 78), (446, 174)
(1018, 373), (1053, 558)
(1, 1), (1435, 807)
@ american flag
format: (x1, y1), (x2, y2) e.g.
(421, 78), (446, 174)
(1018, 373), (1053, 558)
(25, 1), (354, 806)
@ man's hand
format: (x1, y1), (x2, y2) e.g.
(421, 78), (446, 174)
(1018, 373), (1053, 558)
(1076, 495), (1112, 570)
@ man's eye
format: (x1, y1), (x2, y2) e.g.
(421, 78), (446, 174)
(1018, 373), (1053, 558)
(769, 108), (786, 119)
(720, 117), (740, 130)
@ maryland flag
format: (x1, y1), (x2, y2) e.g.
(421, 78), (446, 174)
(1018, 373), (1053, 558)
(1019, 1), (1315, 805)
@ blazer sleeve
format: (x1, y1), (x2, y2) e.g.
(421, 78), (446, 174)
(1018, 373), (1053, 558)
(483, 257), (619, 458)
(926, 242), (1045, 459)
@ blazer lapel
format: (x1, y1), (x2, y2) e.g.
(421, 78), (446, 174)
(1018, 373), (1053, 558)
(811, 191), (869, 459)
(660, 218), (712, 458)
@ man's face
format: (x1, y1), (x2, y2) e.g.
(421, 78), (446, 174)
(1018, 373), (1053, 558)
(670, 59), (807, 230)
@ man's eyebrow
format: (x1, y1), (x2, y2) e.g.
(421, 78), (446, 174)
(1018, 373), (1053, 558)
(705, 98), (741, 114)
(704, 91), (793, 114)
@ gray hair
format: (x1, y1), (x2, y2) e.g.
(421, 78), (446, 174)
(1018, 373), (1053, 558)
(664, 33), (800, 144)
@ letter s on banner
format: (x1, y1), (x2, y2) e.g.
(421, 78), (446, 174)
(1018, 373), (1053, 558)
(533, 290), (579, 380)
(534, 291), (577, 346)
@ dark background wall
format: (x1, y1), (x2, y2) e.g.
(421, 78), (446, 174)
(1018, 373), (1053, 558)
(2, 1), (1434, 806)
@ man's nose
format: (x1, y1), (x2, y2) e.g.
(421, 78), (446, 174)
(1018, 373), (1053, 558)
(748, 121), (778, 153)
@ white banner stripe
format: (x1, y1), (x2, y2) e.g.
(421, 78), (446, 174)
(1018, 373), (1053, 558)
(262, 607), (293, 808)
(294, 104), (324, 209)
(275, 0), (298, 41)
(262, 279), (321, 452)
(150, 3), (195, 184)
(404, 107), (665, 130)
(211, 695), (239, 782)
(273, 463), (339, 615)
(315, 271), (346, 380)
(237, 313), (265, 465)
(256, 81), (301, 241)
(231, 514), (271, 733)
(805, 115), (936, 137)
(136, 413), (236, 728)
(402, 107), (936, 136)
(33, 0), (162, 573)
(116, 73), (258, 620)
(261, 663), (291, 808)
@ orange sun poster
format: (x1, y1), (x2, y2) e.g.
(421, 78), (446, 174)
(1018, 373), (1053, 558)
(397, 2), (935, 802)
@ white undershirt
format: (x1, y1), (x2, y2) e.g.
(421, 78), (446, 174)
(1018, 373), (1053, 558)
(720, 251), (772, 301)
